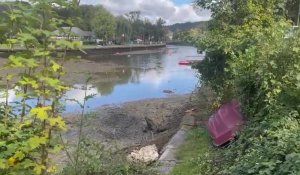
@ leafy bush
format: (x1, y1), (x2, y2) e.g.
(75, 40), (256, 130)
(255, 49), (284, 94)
(0, 1), (82, 174)
(190, 0), (300, 174)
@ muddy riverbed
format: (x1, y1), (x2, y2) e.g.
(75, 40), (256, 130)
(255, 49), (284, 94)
(52, 94), (193, 166)
(0, 46), (202, 166)
(63, 94), (191, 150)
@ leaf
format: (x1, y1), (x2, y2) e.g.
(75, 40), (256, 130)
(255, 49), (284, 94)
(23, 59), (38, 68)
(0, 159), (6, 169)
(14, 151), (25, 160)
(8, 157), (16, 166)
(48, 117), (66, 130)
(18, 33), (37, 43)
(27, 136), (47, 150)
(292, 47), (300, 53)
(8, 55), (24, 68)
(50, 60), (60, 72)
(0, 141), (6, 147)
(41, 77), (60, 88)
(19, 121), (33, 129)
(296, 74), (300, 81)
(19, 77), (39, 89)
(34, 164), (46, 175)
(30, 107), (52, 121)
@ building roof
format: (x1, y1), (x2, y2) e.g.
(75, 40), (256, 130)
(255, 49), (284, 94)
(54, 27), (94, 37)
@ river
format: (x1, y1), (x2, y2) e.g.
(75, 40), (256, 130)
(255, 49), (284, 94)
(1, 45), (203, 113)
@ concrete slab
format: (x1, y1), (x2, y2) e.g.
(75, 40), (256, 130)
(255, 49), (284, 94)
(164, 130), (187, 149)
(159, 148), (177, 161)
(158, 128), (188, 174)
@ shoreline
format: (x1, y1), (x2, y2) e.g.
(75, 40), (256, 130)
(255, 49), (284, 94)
(0, 44), (166, 57)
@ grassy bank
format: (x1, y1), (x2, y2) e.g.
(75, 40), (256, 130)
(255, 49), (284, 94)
(171, 128), (215, 175)
(170, 86), (220, 175)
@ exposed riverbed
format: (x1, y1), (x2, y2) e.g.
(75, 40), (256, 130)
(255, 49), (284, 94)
(0, 46), (203, 165)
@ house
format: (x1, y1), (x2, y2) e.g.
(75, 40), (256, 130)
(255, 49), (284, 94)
(53, 27), (95, 42)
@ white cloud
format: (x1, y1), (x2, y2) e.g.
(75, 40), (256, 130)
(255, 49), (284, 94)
(80, 0), (211, 24)
(64, 84), (99, 104)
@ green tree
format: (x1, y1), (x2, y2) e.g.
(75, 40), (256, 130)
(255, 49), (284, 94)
(126, 11), (145, 41)
(189, 0), (300, 174)
(116, 16), (132, 44)
(155, 18), (166, 41)
(78, 5), (98, 31)
(91, 6), (116, 44)
(0, 0), (81, 174)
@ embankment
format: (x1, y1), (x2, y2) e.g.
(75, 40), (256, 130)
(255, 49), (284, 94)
(0, 44), (166, 57)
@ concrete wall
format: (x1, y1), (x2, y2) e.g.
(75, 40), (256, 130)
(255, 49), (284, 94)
(0, 44), (166, 58)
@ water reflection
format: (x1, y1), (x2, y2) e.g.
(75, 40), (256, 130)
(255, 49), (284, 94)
(64, 45), (203, 112)
(1, 46), (203, 112)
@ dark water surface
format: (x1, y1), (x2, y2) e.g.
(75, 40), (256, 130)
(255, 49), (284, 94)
(5, 45), (203, 112)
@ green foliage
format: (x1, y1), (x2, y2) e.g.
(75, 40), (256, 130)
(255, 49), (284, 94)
(190, 0), (300, 174)
(60, 139), (158, 175)
(56, 5), (168, 44)
(115, 16), (132, 44)
(0, 0), (81, 174)
(124, 11), (167, 42)
(167, 21), (208, 34)
(91, 6), (116, 43)
(173, 28), (204, 43)
(171, 128), (220, 175)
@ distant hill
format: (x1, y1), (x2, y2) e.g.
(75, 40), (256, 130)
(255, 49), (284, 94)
(166, 21), (209, 32)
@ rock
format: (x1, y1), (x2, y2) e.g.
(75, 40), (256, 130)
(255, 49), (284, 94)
(127, 144), (159, 164)
(145, 115), (169, 132)
(163, 90), (174, 94)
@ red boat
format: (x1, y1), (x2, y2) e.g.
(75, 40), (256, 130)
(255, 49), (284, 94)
(206, 100), (244, 146)
(178, 60), (202, 65)
(178, 60), (192, 65)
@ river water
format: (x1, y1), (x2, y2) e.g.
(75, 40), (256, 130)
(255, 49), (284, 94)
(3, 45), (203, 112)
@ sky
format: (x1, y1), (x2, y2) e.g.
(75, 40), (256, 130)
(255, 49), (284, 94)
(81, 0), (211, 24)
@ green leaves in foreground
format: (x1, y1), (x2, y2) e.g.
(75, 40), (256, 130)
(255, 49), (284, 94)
(191, 0), (300, 174)
(0, 105), (67, 174)
(0, 0), (81, 174)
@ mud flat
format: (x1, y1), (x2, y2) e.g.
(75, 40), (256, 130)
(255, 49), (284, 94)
(63, 94), (191, 151)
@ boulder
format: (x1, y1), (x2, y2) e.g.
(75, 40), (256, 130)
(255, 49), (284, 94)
(145, 115), (169, 133)
(127, 144), (159, 164)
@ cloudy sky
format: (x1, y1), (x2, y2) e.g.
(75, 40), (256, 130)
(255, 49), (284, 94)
(81, 0), (211, 24)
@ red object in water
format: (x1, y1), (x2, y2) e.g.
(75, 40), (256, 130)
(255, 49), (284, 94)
(206, 100), (244, 146)
(178, 60), (191, 65)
